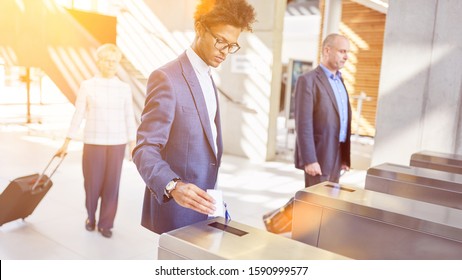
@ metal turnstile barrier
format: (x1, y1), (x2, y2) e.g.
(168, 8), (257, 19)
(365, 163), (462, 209)
(292, 182), (462, 259)
(410, 150), (462, 174)
(158, 217), (350, 260)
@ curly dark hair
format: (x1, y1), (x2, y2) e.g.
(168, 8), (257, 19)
(194, 0), (257, 32)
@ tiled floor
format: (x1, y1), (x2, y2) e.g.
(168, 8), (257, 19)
(0, 87), (372, 260)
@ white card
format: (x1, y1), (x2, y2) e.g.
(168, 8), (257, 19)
(207, 189), (224, 217)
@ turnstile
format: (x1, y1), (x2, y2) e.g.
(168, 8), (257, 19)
(410, 150), (462, 174)
(365, 163), (462, 209)
(292, 182), (462, 259)
(158, 217), (350, 260)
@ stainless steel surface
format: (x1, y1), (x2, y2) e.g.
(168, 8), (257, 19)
(292, 182), (462, 259)
(410, 150), (462, 174)
(365, 163), (462, 209)
(158, 217), (350, 260)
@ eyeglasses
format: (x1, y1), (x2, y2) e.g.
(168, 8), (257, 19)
(204, 26), (241, 54)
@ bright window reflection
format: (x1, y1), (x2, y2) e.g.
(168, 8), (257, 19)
(54, 0), (118, 15)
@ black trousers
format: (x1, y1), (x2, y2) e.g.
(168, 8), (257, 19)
(82, 144), (126, 229)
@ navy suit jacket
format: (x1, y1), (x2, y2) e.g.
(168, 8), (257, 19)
(294, 65), (351, 178)
(133, 52), (223, 234)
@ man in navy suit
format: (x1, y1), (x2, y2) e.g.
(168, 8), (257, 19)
(133, 0), (256, 234)
(294, 33), (352, 187)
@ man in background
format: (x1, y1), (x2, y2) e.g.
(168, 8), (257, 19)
(294, 33), (352, 187)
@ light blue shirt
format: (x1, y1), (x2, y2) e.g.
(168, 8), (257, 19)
(320, 64), (348, 142)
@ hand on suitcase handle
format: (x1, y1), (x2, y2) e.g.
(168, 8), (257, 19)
(55, 149), (67, 158)
(55, 137), (71, 158)
(31, 154), (67, 191)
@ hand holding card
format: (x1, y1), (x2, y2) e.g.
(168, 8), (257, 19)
(207, 189), (224, 217)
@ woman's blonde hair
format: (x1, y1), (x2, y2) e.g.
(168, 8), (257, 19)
(96, 43), (122, 62)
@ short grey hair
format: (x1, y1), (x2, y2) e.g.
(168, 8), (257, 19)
(322, 33), (345, 49)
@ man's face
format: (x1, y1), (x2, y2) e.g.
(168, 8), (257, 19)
(97, 52), (119, 78)
(325, 37), (350, 72)
(194, 23), (242, 68)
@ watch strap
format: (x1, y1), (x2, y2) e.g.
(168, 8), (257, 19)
(164, 178), (181, 198)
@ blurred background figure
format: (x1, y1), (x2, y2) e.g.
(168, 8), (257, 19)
(294, 33), (352, 187)
(56, 43), (137, 238)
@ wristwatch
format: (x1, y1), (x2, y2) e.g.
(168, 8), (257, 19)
(164, 178), (180, 198)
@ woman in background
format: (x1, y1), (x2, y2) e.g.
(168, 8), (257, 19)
(56, 43), (136, 238)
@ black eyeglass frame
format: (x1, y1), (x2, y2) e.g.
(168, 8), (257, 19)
(203, 25), (241, 54)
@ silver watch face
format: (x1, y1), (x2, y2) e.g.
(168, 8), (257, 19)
(166, 180), (176, 192)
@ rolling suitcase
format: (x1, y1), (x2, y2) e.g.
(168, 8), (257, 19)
(0, 155), (65, 226)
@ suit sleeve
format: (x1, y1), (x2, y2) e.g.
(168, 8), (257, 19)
(132, 70), (178, 204)
(294, 74), (318, 166)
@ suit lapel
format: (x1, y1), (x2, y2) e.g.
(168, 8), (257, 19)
(316, 66), (340, 116)
(179, 53), (218, 160)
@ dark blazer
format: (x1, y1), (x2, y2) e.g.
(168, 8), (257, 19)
(294, 65), (351, 179)
(133, 52), (223, 234)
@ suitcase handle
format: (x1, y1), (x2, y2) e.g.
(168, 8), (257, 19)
(31, 154), (66, 191)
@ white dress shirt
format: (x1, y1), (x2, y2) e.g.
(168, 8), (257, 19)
(186, 48), (218, 155)
(67, 76), (137, 145)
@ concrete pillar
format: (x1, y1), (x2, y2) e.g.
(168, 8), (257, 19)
(220, 0), (286, 161)
(372, 0), (462, 165)
(321, 0), (342, 39)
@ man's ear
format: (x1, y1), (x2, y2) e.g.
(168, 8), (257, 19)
(195, 21), (205, 36)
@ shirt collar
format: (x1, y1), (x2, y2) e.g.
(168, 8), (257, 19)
(320, 63), (342, 80)
(186, 47), (211, 77)
(94, 73), (119, 80)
